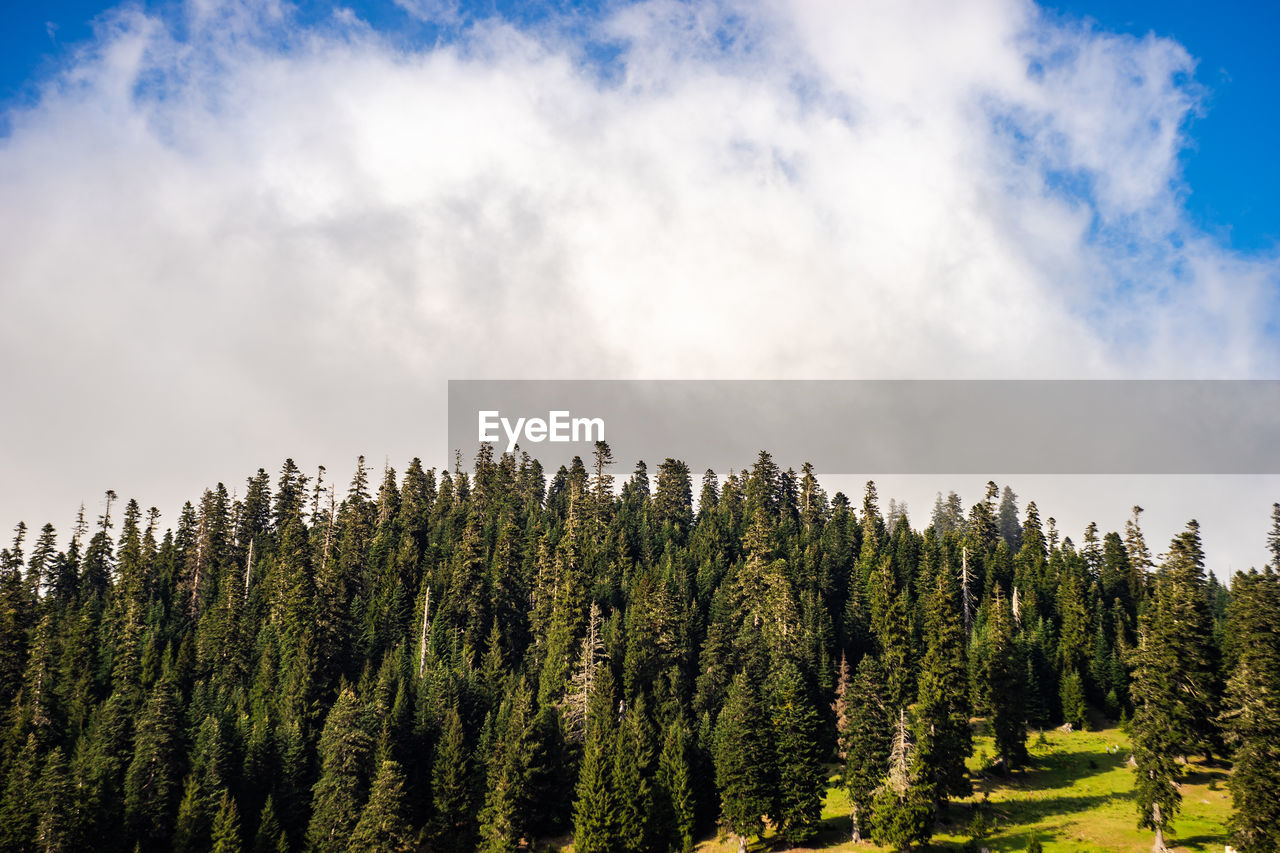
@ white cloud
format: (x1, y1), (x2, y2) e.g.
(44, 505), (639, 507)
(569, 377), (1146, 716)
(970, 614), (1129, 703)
(0, 0), (1276, 557)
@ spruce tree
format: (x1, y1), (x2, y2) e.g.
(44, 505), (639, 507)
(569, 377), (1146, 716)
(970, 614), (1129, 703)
(251, 797), (287, 853)
(914, 563), (972, 806)
(1221, 567), (1280, 853)
(985, 586), (1026, 769)
(124, 679), (184, 851)
(210, 792), (242, 853)
(430, 704), (478, 853)
(869, 709), (934, 853)
(350, 760), (415, 853)
(1130, 596), (1182, 852)
(307, 687), (374, 853)
(767, 660), (824, 845)
(842, 655), (891, 843)
(573, 665), (619, 853)
(654, 717), (695, 853)
(713, 671), (773, 853)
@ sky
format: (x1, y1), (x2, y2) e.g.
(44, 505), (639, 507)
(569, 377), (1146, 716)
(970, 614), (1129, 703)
(1, 0), (1278, 573)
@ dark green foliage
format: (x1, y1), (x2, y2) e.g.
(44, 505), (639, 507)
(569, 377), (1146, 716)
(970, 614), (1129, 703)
(1130, 594), (1183, 851)
(655, 717), (695, 853)
(984, 586), (1027, 769)
(1222, 566), (1280, 853)
(350, 760), (414, 853)
(841, 655), (891, 843)
(210, 792), (242, 853)
(766, 661), (824, 845)
(430, 704), (478, 853)
(307, 687), (374, 852)
(868, 710), (934, 853)
(0, 452), (1254, 852)
(713, 671), (773, 852)
(915, 562), (972, 804)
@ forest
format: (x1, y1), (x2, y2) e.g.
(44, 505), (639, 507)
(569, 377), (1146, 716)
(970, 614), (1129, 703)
(0, 444), (1277, 853)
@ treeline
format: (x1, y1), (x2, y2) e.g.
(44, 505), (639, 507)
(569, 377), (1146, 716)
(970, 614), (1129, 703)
(0, 446), (1277, 852)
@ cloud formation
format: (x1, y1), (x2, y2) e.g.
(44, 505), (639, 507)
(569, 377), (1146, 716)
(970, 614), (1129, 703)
(0, 0), (1276, 539)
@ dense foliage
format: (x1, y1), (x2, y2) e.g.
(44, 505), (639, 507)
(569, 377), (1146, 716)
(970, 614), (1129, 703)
(0, 446), (1276, 852)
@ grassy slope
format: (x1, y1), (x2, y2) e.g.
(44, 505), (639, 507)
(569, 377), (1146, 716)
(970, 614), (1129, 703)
(695, 725), (1231, 853)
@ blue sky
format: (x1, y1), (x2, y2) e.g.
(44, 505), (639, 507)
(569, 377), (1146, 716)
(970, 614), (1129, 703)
(3, 0), (1277, 250)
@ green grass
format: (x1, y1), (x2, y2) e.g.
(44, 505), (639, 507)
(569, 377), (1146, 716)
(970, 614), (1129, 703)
(695, 725), (1232, 853)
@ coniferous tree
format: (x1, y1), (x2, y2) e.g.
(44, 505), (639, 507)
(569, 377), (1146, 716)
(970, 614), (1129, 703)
(307, 687), (374, 853)
(1221, 566), (1280, 853)
(124, 678), (184, 851)
(654, 716), (695, 853)
(767, 660), (824, 845)
(1130, 593), (1182, 852)
(915, 562), (972, 806)
(210, 792), (242, 853)
(350, 760), (414, 853)
(842, 655), (891, 843)
(985, 586), (1026, 770)
(33, 747), (74, 853)
(573, 665), (619, 853)
(430, 704), (478, 853)
(713, 671), (772, 853)
(869, 709), (933, 853)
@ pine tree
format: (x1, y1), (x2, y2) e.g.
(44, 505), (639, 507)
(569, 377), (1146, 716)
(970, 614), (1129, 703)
(766, 660), (824, 845)
(430, 704), (478, 853)
(210, 792), (242, 853)
(842, 655), (891, 843)
(1130, 595), (1182, 852)
(1221, 567), (1280, 853)
(251, 797), (287, 853)
(915, 563), (972, 805)
(613, 695), (657, 852)
(654, 717), (695, 853)
(573, 665), (619, 853)
(1153, 521), (1218, 759)
(124, 679), (184, 850)
(1060, 669), (1087, 731)
(985, 586), (1027, 770)
(31, 747), (74, 853)
(307, 687), (374, 853)
(713, 671), (773, 853)
(869, 709), (933, 853)
(350, 760), (414, 853)
(477, 679), (539, 852)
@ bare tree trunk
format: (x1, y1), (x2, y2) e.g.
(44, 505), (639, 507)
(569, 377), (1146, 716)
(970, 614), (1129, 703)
(736, 833), (747, 853)
(1152, 801), (1166, 852)
(851, 802), (861, 843)
(418, 587), (431, 677)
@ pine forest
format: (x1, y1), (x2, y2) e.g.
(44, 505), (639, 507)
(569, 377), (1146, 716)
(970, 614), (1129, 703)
(0, 445), (1278, 853)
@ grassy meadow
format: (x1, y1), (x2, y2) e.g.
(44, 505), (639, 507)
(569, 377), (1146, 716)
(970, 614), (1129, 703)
(693, 725), (1232, 853)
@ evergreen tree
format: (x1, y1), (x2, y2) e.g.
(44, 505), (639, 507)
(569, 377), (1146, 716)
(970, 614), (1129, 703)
(985, 586), (1027, 769)
(210, 792), (242, 853)
(124, 679), (184, 851)
(430, 704), (478, 853)
(914, 561), (972, 806)
(767, 660), (824, 845)
(654, 717), (695, 853)
(1130, 595), (1182, 852)
(33, 747), (74, 853)
(869, 709), (933, 853)
(842, 655), (891, 843)
(1221, 567), (1280, 853)
(307, 687), (374, 853)
(713, 671), (773, 853)
(350, 760), (414, 853)
(573, 665), (619, 853)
